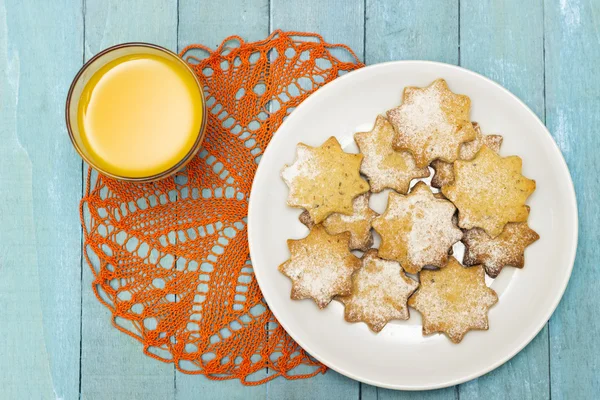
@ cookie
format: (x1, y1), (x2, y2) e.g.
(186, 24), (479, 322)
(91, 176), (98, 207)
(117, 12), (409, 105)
(299, 193), (378, 251)
(431, 122), (504, 188)
(282, 136), (370, 224)
(354, 115), (429, 193)
(372, 181), (462, 274)
(463, 221), (540, 278)
(279, 225), (361, 308)
(338, 250), (419, 332)
(387, 79), (477, 167)
(408, 257), (498, 343)
(441, 145), (536, 237)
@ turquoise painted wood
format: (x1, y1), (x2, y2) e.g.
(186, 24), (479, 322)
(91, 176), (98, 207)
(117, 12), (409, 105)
(267, 1), (364, 398)
(545, 0), (600, 398)
(364, 1), (458, 398)
(459, 1), (550, 399)
(175, 1), (269, 398)
(366, 0), (458, 65)
(80, 1), (178, 399)
(0, 1), (83, 399)
(1, 0), (599, 399)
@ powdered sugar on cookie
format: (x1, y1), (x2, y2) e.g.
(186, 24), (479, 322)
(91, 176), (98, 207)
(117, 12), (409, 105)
(354, 115), (429, 193)
(373, 181), (462, 274)
(299, 194), (378, 251)
(462, 222), (539, 277)
(387, 79), (476, 167)
(281, 145), (319, 182)
(282, 137), (369, 224)
(279, 225), (361, 308)
(431, 122), (504, 188)
(408, 257), (498, 343)
(338, 250), (418, 332)
(442, 145), (535, 237)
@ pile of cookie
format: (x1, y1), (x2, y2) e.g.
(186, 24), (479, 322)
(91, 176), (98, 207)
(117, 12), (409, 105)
(279, 79), (538, 343)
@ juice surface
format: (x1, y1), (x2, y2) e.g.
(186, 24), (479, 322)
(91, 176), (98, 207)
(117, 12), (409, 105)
(77, 52), (203, 178)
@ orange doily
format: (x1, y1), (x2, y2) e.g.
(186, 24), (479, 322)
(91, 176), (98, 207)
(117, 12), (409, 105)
(80, 31), (363, 385)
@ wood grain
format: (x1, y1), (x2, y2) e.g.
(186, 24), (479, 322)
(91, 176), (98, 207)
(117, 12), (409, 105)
(363, 1), (458, 398)
(545, 0), (600, 398)
(80, 1), (178, 399)
(459, 1), (550, 398)
(366, 0), (458, 65)
(0, 0), (83, 399)
(1, 0), (598, 398)
(268, 0), (363, 398)
(175, 0), (269, 398)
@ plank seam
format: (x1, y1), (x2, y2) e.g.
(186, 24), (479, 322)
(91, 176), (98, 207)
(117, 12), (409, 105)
(174, 1), (180, 397)
(542, 1), (551, 399)
(363, 0), (367, 64)
(457, 0), (461, 66)
(78, 1), (86, 398)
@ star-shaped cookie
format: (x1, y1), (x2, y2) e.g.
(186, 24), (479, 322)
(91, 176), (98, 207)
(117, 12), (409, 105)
(354, 115), (430, 193)
(299, 193), (379, 251)
(372, 181), (462, 274)
(282, 137), (370, 224)
(338, 250), (419, 332)
(279, 225), (361, 308)
(431, 122), (504, 188)
(463, 221), (540, 278)
(387, 79), (477, 167)
(408, 257), (498, 343)
(441, 145), (536, 237)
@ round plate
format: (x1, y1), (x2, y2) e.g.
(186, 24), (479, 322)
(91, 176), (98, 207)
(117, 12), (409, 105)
(248, 61), (578, 390)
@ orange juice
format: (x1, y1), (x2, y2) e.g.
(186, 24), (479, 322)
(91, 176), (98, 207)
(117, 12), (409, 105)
(76, 51), (203, 178)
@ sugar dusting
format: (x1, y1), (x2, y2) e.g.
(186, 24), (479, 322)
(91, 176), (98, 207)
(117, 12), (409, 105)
(431, 123), (503, 188)
(390, 87), (452, 152)
(281, 228), (360, 307)
(410, 259), (498, 342)
(378, 184), (462, 271)
(338, 194), (371, 223)
(463, 223), (539, 277)
(443, 147), (535, 236)
(356, 116), (429, 192)
(281, 146), (318, 182)
(387, 83), (454, 162)
(340, 252), (418, 331)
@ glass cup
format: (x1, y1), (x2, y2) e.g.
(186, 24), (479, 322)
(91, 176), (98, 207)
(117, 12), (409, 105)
(65, 43), (206, 182)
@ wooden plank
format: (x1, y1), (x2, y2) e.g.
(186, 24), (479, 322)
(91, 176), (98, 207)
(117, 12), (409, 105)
(458, 1), (549, 398)
(363, 1), (458, 398)
(271, 0), (364, 61)
(80, 1), (178, 399)
(268, 0), (364, 398)
(178, 0), (269, 49)
(175, 0), (269, 398)
(545, 0), (600, 398)
(366, 0), (458, 65)
(0, 1), (83, 399)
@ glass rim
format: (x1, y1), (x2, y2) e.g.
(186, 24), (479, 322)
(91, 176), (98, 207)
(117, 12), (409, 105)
(65, 42), (207, 183)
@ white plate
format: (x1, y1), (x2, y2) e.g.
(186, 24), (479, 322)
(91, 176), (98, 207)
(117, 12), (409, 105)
(247, 61), (578, 390)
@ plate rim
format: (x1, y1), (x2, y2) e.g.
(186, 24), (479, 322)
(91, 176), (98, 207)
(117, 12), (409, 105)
(247, 60), (579, 390)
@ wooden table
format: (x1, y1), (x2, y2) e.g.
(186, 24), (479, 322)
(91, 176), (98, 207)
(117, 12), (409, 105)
(1, 0), (598, 398)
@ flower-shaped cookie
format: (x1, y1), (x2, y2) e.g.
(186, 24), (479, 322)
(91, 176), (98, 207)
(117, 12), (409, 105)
(338, 250), (418, 332)
(463, 221), (539, 278)
(299, 193), (379, 251)
(431, 122), (503, 188)
(442, 145), (536, 237)
(372, 181), (462, 274)
(387, 79), (477, 167)
(282, 137), (369, 224)
(354, 115), (429, 193)
(279, 225), (361, 308)
(409, 257), (498, 343)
